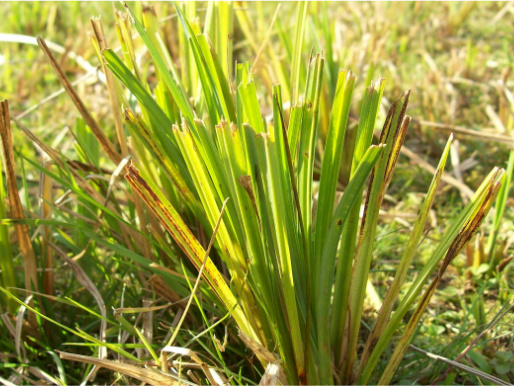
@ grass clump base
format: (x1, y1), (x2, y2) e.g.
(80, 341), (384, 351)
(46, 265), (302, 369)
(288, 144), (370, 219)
(0, 2), (513, 385)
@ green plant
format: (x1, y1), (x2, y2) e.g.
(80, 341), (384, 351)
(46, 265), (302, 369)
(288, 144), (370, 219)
(0, 2), (508, 385)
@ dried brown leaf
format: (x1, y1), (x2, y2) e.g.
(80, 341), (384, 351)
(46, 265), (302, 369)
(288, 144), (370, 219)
(37, 37), (122, 164)
(0, 101), (38, 328)
(58, 351), (180, 385)
(259, 361), (283, 386)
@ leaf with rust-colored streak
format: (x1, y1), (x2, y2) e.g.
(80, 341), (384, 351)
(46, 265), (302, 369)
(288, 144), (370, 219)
(378, 174), (502, 385)
(124, 161), (261, 345)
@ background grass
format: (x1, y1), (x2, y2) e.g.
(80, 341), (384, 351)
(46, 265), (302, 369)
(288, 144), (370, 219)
(0, 1), (513, 385)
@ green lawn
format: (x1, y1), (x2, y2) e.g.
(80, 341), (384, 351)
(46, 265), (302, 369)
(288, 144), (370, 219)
(0, 2), (512, 385)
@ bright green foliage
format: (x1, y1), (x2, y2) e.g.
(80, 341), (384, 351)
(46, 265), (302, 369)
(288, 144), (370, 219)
(100, 3), (502, 384)
(0, 2), (507, 386)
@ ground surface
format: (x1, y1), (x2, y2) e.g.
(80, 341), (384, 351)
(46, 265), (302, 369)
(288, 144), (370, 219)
(0, 2), (513, 385)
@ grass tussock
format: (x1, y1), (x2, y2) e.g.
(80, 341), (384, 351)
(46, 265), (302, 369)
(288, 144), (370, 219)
(0, 2), (513, 385)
